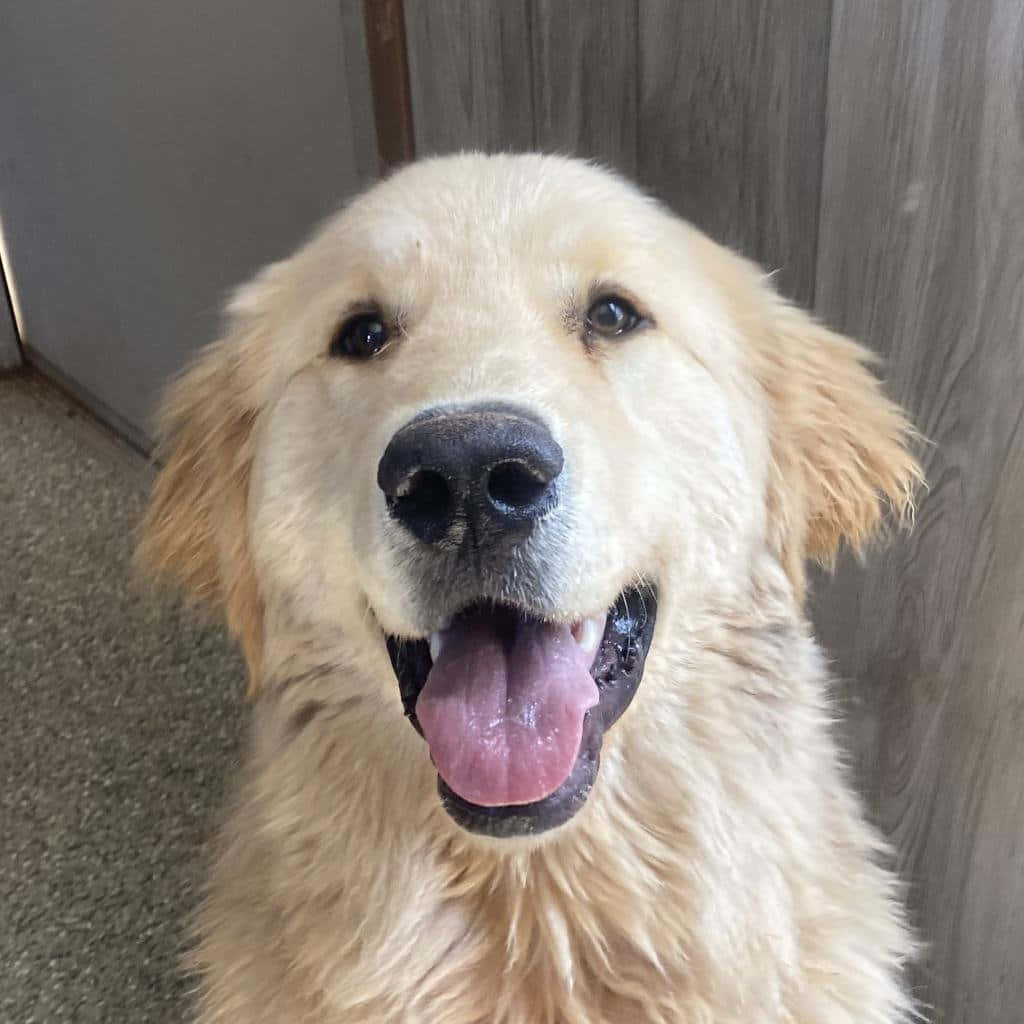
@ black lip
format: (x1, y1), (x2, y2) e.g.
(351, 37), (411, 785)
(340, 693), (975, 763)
(385, 583), (658, 837)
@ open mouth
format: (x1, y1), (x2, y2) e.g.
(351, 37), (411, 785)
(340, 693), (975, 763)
(386, 583), (657, 837)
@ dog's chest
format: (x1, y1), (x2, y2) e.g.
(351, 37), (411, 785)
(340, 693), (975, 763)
(313, 847), (788, 1024)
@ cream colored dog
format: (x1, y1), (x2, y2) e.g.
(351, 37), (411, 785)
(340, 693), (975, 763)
(140, 153), (922, 1023)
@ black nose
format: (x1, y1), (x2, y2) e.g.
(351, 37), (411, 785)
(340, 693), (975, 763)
(377, 403), (564, 545)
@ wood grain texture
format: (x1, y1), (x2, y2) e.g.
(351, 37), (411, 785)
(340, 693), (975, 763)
(404, 0), (639, 175)
(810, 2), (1024, 1020)
(531, 0), (638, 176)
(404, 0), (535, 154)
(637, 0), (831, 304)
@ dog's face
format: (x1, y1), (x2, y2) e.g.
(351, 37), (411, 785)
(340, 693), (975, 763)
(140, 154), (919, 839)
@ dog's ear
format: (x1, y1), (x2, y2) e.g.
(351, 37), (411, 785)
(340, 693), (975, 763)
(137, 273), (279, 695)
(758, 301), (923, 602)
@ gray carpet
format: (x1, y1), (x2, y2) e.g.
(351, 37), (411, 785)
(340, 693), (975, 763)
(0, 372), (246, 1023)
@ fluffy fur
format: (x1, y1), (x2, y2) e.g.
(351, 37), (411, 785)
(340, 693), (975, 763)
(139, 153), (922, 1023)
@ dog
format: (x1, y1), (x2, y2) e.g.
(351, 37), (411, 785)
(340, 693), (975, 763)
(139, 153), (922, 1023)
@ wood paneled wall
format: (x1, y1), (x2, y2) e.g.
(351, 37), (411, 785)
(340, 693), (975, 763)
(401, 2), (1024, 1019)
(813, 2), (1024, 1020)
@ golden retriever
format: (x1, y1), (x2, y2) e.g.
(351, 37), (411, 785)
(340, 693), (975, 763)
(139, 153), (922, 1023)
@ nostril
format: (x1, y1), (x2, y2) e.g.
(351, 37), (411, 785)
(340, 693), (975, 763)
(388, 470), (453, 544)
(486, 461), (552, 518)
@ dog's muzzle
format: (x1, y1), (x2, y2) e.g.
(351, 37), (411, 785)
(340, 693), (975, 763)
(378, 403), (657, 838)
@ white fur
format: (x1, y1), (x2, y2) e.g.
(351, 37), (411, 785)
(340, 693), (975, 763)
(139, 154), (922, 1023)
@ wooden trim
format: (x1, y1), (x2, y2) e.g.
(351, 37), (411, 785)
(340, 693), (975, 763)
(363, 0), (415, 171)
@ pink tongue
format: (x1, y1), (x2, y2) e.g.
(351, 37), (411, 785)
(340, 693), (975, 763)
(415, 612), (599, 807)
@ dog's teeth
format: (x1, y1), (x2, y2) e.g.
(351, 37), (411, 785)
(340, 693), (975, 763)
(573, 614), (605, 660)
(428, 632), (443, 662)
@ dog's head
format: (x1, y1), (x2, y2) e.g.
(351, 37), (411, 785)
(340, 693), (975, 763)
(139, 154), (919, 838)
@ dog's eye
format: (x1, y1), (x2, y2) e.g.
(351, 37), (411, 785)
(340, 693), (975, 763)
(329, 312), (391, 359)
(586, 295), (643, 338)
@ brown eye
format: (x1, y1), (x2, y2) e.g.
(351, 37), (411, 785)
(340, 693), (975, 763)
(586, 295), (643, 338)
(329, 312), (391, 359)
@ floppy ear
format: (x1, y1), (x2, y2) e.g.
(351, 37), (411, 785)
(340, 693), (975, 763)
(758, 301), (923, 602)
(137, 285), (275, 695)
